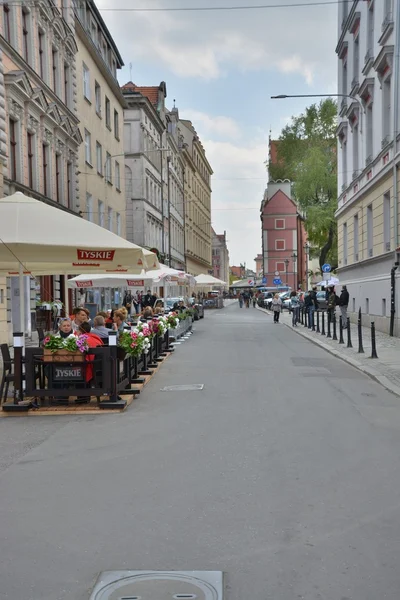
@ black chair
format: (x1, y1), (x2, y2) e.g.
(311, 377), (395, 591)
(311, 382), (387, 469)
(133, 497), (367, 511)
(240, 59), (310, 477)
(0, 344), (25, 404)
(37, 327), (45, 345)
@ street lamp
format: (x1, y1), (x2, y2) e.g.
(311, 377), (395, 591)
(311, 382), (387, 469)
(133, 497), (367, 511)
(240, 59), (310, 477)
(304, 243), (310, 288)
(284, 259), (289, 287)
(291, 252), (297, 290)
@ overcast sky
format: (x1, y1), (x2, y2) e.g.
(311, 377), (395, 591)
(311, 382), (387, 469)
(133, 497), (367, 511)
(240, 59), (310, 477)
(97, 0), (338, 271)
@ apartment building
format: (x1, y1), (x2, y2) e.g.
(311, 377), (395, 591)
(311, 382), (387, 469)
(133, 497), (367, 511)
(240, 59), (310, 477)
(0, 0), (81, 340)
(212, 229), (229, 285)
(165, 106), (185, 270)
(74, 0), (126, 238)
(180, 119), (212, 276)
(336, 0), (400, 334)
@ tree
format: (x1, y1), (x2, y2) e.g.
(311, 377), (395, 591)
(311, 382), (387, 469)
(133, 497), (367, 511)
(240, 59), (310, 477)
(269, 99), (338, 270)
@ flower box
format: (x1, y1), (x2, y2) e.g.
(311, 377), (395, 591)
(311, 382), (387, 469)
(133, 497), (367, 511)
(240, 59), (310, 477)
(43, 348), (85, 362)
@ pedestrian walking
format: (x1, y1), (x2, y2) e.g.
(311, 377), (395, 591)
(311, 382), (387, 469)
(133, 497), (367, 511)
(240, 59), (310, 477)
(339, 285), (349, 328)
(290, 290), (300, 326)
(252, 295), (257, 308)
(309, 286), (319, 329)
(238, 293), (244, 308)
(327, 286), (337, 324)
(272, 293), (282, 323)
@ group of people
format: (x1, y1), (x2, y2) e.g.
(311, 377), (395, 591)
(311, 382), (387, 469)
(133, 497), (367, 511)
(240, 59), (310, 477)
(238, 290), (257, 309)
(122, 290), (158, 315)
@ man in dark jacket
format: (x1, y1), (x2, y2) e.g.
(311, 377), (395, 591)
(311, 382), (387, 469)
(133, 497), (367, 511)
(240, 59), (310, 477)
(339, 285), (349, 328)
(308, 286), (319, 329)
(141, 290), (153, 308)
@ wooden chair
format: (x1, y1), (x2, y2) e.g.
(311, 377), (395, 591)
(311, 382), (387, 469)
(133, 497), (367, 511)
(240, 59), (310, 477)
(37, 328), (45, 345)
(0, 344), (24, 404)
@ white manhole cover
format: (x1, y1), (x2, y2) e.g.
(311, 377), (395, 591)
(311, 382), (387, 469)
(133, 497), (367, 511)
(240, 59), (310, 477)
(161, 384), (204, 392)
(90, 571), (223, 599)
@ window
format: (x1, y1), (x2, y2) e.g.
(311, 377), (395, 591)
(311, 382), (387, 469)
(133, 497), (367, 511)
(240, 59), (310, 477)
(96, 141), (102, 175)
(52, 47), (59, 94)
(115, 161), (120, 190)
(384, 192), (391, 251)
(105, 97), (111, 129)
(114, 109), (119, 139)
(367, 204), (373, 257)
(367, 4), (374, 53)
(95, 81), (101, 115)
(55, 154), (62, 202)
(342, 140), (347, 187)
(366, 105), (373, 161)
(9, 119), (17, 181)
(116, 212), (121, 236)
(3, 4), (10, 43)
(27, 132), (34, 189)
(98, 200), (104, 227)
(107, 206), (113, 231)
(343, 222), (348, 265)
(275, 262), (285, 273)
(22, 8), (30, 64)
(64, 63), (70, 108)
(83, 62), (90, 100)
(42, 143), (50, 197)
(275, 240), (285, 251)
(353, 213), (359, 261)
(366, 298), (369, 314)
(382, 298), (387, 317)
(86, 193), (93, 222)
(353, 124), (359, 176)
(37, 29), (46, 79)
(382, 78), (391, 142)
(275, 219), (285, 229)
(67, 162), (73, 209)
(84, 129), (92, 164)
(105, 152), (111, 183)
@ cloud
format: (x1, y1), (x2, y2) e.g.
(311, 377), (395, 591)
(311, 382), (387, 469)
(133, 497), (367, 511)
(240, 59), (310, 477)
(99, 0), (337, 86)
(179, 110), (241, 140)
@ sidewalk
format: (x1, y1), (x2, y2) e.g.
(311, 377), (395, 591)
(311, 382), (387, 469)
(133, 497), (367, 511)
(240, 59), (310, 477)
(258, 306), (400, 399)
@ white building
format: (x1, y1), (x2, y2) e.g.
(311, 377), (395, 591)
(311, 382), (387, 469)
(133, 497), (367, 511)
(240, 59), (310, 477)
(336, 0), (400, 334)
(165, 106), (185, 270)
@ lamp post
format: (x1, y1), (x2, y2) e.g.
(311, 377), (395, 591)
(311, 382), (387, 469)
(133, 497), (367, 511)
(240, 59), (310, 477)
(284, 259), (289, 287)
(304, 242), (310, 289)
(291, 252), (297, 290)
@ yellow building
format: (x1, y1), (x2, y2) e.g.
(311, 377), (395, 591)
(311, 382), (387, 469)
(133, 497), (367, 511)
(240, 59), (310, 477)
(180, 119), (212, 276)
(74, 0), (126, 238)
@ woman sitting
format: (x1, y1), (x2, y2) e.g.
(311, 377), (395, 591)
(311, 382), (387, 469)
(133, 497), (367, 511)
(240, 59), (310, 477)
(140, 306), (154, 321)
(76, 322), (103, 404)
(54, 318), (73, 339)
(112, 309), (128, 336)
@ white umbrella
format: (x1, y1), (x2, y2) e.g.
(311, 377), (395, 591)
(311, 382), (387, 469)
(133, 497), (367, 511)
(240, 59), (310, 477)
(316, 276), (339, 287)
(195, 273), (227, 286)
(67, 264), (194, 289)
(0, 192), (159, 331)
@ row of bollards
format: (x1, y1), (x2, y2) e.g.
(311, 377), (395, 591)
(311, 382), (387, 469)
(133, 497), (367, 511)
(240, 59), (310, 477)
(301, 307), (378, 359)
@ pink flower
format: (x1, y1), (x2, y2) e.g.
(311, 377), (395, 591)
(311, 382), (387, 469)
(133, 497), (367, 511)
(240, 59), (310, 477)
(130, 342), (137, 348)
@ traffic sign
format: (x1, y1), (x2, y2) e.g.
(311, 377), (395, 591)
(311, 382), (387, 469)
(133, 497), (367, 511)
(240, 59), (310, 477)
(275, 270), (280, 276)
(273, 278), (282, 285)
(262, 276), (267, 284)
(322, 263), (331, 273)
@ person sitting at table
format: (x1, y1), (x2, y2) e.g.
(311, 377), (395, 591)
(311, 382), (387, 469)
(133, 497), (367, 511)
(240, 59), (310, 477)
(54, 318), (73, 339)
(154, 306), (163, 315)
(91, 315), (110, 340)
(70, 307), (89, 332)
(112, 309), (127, 335)
(140, 306), (154, 321)
(75, 322), (103, 404)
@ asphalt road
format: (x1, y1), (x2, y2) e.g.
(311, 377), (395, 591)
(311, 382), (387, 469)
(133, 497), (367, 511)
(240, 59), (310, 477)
(1, 303), (400, 600)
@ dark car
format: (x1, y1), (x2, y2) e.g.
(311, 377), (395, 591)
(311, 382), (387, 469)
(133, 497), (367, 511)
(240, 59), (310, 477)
(257, 292), (273, 308)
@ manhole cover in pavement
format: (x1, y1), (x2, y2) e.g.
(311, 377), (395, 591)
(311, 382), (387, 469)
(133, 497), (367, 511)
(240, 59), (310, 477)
(161, 384), (204, 392)
(89, 571), (223, 599)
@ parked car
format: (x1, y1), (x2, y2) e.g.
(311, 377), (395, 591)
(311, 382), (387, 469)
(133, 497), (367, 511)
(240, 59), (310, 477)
(257, 292), (273, 308)
(279, 291), (292, 310)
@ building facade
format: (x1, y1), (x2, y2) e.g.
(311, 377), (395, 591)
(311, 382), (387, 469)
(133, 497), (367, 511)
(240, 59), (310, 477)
(165, 107), (185, 270)
(74, 0), (126, 238)
(212, 229), (229, 284)
(180, 119), (212, 276)
(0, 0), (82, 340)
(261, 181), (307, 290)
(254, 253), (263, 277)
(336, 0), (400, 334)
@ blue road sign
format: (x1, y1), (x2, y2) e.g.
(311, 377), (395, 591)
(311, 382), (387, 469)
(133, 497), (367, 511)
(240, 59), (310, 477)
(262, 276), (267, 284)
(273, 278), (282, 285)
(322, 264), (331, 273)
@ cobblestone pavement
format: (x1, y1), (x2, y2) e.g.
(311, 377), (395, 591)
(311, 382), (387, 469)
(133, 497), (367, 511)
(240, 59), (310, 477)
(258, 306), (400, 398)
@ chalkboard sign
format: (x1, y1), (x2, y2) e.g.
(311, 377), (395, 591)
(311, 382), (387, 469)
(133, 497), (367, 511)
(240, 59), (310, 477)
(53, 365), (85, 382)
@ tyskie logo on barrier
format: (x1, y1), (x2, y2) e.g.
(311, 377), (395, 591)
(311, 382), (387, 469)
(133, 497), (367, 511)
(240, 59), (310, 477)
(77, 249), (116, 261)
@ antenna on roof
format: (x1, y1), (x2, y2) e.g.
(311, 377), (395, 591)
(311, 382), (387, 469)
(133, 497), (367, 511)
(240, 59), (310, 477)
(129, 62), (132, 81)
(173, 98), (176, 108)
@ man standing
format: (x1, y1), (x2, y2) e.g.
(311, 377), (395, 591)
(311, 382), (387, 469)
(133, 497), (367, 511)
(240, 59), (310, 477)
(309, 286), (319, 329)
(339, 284), (349, 328)
(141, 289), (153, 308)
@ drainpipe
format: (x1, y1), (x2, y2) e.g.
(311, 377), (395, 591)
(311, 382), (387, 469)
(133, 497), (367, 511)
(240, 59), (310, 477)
(391, 0), (400, 336)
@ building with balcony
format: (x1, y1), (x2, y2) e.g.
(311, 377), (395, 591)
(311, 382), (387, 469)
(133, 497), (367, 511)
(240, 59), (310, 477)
(74, 0), (126, 239)
(336, 0), (400, 333)
(180, 119), (213, 276)
(212, 229), (229, 285)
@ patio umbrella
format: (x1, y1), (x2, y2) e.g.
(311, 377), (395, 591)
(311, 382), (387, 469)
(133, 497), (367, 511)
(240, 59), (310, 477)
(195, 273), (227, 286)
(316, 276), (339, 287)
(67, 264), (194, 289)
(0, 192), (158, 332)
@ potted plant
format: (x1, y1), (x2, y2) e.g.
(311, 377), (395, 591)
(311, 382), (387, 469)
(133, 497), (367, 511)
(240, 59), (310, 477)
(43, 334), (89, 362)
(118, 328), (151, 358)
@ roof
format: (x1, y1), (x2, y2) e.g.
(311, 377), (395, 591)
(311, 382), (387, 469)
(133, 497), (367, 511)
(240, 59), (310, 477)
(86, 0), (124, 67)
(121, 81), (166, 107)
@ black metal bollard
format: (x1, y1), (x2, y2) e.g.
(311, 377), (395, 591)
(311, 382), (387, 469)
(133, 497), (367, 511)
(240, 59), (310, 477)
(346, 317), (352, 348)
(301, 308), (304, 325)
(327, 310), (332, 338)
(339, 318), (344, 344)
(370, 321), (378, 358)
(316, 310), (320, 333)
(321, 311), (326, 335)
(312, 310), (316, 331)
(304, 308), (308, 328)
(332, 313), (338, 341)
(358, 307), (364, 354)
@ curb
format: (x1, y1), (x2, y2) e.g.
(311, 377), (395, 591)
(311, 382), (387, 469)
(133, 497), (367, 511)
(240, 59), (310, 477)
(256, 306), (400, 399)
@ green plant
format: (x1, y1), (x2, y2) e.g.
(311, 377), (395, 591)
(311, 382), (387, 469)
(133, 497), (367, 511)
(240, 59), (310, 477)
(43, 334), (89, 353)
(118, 329), (151, 357)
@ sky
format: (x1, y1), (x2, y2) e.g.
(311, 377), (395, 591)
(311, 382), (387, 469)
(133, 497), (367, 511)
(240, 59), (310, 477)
(97, 0), (339, 271)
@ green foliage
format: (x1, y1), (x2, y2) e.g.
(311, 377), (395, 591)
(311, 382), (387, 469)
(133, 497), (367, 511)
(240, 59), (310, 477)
(269, 99), (338, 269)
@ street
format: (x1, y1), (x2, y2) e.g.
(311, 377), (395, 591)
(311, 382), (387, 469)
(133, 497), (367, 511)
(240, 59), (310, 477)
(2, 303), (400, 600)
